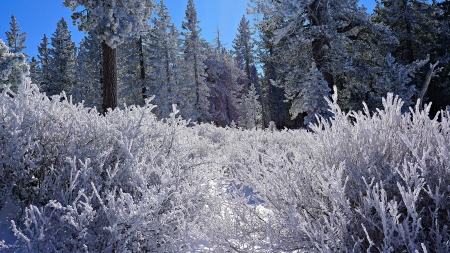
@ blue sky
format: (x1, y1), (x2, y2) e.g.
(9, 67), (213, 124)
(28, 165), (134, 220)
(0, 0), (376, 59)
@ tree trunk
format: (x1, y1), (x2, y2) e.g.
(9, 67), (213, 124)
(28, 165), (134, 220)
(194, 53), (201, 122)
(404, 0), (415, 64)
(138, 36), (147, 101)
(102, 41), (118, 112)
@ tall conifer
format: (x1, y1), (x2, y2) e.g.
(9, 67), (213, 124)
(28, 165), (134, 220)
(181, 0), (209, 122)
(64, 0), (155, 112)
(5, 15), (27, 54)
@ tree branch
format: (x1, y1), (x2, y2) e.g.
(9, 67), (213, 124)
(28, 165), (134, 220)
(419, 61), (442, 109)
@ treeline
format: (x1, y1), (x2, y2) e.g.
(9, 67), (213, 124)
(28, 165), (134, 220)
(4, 0), (450, 129)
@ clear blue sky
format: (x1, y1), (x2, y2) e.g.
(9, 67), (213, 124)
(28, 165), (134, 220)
(0, 0), (376, 59)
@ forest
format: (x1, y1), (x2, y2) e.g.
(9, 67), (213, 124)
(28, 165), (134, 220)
(1, 0), (450, 252)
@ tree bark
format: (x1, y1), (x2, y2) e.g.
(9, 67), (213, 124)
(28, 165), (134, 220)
(102, 41), (118, 112)
(138, 36), (147, 101)
(403, 0), (415, 64)
(194, 52), (201, 121)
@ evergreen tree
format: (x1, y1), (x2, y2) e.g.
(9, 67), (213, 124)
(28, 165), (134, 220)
(146, 0), (183, 118)
(204, 32), (245, 127)
(64, 0), (155, 112)
(433, 0), (450, 111)
(117, 35), (142, 107)
(73, 32), (103, 109)
(285, 61), (330, 125)
(242, 83), (263, 129)
(256, 14), (292, 128)
(374, 0), (438, 64)
(232, 16), (256, 88)
(5, 15), (27, 54)
(374, 0), (450, 114)
(36, 34), (51, 93)
(250, 0), (425, 125)
(29, 57), (40, 84)
(46, 18), (77, 97)
(0, 39), (29, 92)
(181, 0), (209, 122)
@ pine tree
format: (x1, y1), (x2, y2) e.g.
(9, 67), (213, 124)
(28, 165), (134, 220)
(117, 35), (142, 107)
(374, 0), (438, 64)
(0, 39), (29, 93)
(232, 16), (256, 89)
(146, 0), (183, 118)
(204, 32), (245, 127)
(46, 18), (77, 97)
(64, 0), (155, 112)
(5, 15), (27, 54)
(256, 14), (292, 128)
(285, 61), (330, 126)
(73, 32), (103, 109)
(242, 83), (263, 129)
(250, 0), (424, 123)
(374, 0), (450, 114)
(181, 0), (209, 122)
(36, 34), (51, 93)
(29, 57), (40, 84)
(432, 0), (450, 112)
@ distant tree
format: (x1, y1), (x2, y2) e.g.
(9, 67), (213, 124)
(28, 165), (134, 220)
(73, 32), (103, 109)
(284, 61), (330, 125)
(374, 0), (438, 65)
(204, 32), (245, 127)
(433, 0), (450, 112)
(0, 39), (29, 93)
(181, 0), (209, 122)
(63, 0), (155, 112)
(5, 15), (27, 54)
(146, 0), (183, 118)
(137, 35), (147, 102)
(242, 83), (263, 129)
(46, 18), (77, 97)
(117, 35), (142, 107)
(36, 34), (51, 92)
(232, 16), (257, 89)
(255, 14), (292, 128)
(29, 56), (40, 84)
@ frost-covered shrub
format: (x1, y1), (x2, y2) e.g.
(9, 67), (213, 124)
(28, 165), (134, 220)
(1, 65), (450, 252)
(204, 88), (450, 252)
(0, 77), (213, 252)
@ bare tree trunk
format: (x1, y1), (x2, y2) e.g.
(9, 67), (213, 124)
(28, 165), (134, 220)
(102, 41), (117, 112)
(194, 53), (201, 122)
(404, 0), (415, 64)
(138, 36), (147, 101)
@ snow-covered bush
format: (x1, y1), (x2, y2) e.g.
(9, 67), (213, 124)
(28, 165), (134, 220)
(209, 88), (450, 252)
(1, 58), (450, 251)
(0, 76), (214, 251)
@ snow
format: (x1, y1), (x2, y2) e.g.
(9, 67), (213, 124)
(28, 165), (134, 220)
(1, 54), (449, 251)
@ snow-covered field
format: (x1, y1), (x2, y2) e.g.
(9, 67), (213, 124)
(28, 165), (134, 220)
(1, 81), (450, 252)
